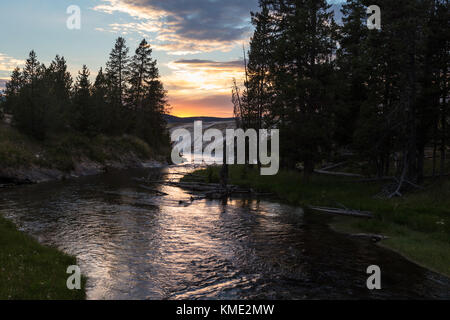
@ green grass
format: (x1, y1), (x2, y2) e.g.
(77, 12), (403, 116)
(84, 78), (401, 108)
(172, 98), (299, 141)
(0, 123), (157, 172)
(0, 125), (36, 167)
(0, 216), (86, 300)
(331, 217), (450, 277)
(184, 165), (450, 277)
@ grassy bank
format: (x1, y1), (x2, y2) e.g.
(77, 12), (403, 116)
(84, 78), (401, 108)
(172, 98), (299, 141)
(0, 123), (167, 172)
(0, 215), (86, 300)
(183, 165), (450, 277)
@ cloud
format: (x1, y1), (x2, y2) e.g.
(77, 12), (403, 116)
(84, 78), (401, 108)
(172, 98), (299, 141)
(163, 58), (245, 116)
(93, 0), (259, 54)
(0, 53), (24, 78)
(165, 58), (244, 94)
(173, 59), (244, 69)
(169, 94), (234, 118)
(0, 79), (7, 91)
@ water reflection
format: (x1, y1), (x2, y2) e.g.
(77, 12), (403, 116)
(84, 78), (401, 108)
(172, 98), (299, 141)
(0, 165), (449, 300)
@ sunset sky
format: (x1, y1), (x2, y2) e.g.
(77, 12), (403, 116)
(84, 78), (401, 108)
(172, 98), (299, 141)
(0, 0), (342, 118)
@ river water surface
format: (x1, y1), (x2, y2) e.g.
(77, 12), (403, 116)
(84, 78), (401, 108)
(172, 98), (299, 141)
(1, 165), (449, 299)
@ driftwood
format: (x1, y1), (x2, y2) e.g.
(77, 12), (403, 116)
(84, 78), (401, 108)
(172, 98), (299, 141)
(320, 162), (349, 171)
(308, 206), (374, 218)
(350, 233), (389, 242)
(314, 169), (364, 178)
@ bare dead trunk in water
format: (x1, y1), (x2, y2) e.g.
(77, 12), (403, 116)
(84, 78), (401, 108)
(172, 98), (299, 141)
(220, 138), (228, 188)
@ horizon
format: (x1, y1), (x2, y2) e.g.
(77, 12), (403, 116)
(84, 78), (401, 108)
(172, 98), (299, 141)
(0, 0), (343, 118)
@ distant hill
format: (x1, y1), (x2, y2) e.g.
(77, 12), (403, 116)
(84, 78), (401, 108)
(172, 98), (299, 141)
(164, 114), (235, 124)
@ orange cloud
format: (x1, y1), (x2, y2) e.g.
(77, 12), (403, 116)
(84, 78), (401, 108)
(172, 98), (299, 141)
(169, 94), (235, 118)
(163, 59), (244, 117)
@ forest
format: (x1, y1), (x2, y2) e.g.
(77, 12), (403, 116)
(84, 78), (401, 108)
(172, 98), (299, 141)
(233, 0), (449, 196)
(0, 37), (169, 151)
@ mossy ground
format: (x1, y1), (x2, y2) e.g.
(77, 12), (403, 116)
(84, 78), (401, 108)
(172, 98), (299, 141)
(0, 123), (164, 172)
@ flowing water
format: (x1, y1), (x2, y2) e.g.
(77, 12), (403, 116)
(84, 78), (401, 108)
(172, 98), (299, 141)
(0, 165), (449, 299)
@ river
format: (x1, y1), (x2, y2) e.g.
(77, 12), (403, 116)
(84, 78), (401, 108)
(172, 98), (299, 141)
(0, 165), (449, 299)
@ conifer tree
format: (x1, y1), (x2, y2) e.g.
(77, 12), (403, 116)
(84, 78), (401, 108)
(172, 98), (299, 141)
(13, 50), (51, 139)
(127, 39), (168, 146)
(92, 67), (109, 133)
(3, 67), (22, 114)
(273, 0), (337, 177)
(334, 0), (369, 146)
(105, 37), (130, 134)
(72, 65), (96, 135)
(46, 55), (73, 131)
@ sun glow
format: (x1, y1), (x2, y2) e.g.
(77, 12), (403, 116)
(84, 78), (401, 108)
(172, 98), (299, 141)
(164, 59), (244, 117)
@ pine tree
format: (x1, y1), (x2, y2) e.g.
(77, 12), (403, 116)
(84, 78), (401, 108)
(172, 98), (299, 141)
(13, 50), (51, 139)
(105, 37), (130, 134)
(246, 1), (275, 131)
(127, 39), (157, 110)
(236, 1), (277, 166)
(92, 67), (109, 133)
(273, 0), (338, 177)
(339, 0), (394, 177)
(22, 50), (40, 88)
(126, 39), (158, 131)
(72, 65), (96, 135)
(334, 0), (369, 147)
(3, 67), (22, 114)
(127, 39), (168, 146)
(137, 78), (168, 148)
(46, 55), (73, 131)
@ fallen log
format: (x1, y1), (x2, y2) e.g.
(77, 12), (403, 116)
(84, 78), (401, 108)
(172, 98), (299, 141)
(350, 233), (389, 242)
(314, 170), (364, 178)
(308, 206), (374, 218)
(320, 162), (349, 171)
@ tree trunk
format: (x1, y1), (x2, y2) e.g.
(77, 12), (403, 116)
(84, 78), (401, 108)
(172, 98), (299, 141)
(220, 138), (229, 188)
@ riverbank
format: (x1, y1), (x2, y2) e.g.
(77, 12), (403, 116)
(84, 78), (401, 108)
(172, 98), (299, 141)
(0, 123), (168, 184)
(183, 165), (450, 278)
(0, 215), (86, 299)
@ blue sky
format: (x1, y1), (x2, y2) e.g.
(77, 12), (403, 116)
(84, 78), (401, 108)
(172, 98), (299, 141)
(0, 0), (344, 117)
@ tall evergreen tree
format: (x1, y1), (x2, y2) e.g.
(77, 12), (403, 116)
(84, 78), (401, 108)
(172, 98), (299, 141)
(126, 39), (157, 131)
(22, 50), (40, 88)
(273, 0), (338, 177)
(246, 1), (275, 131)
(3, 67), (22, 114)
(72, 65), (96, 135)
(126, 39), (157, 111)
(13, 51), (52, 140)
(334, 0), (369, 147)
(127, 39), (168, 146)
(46, 55), (73, 131)
(105, 37), (130, 134)
(92, 67), (109, 133)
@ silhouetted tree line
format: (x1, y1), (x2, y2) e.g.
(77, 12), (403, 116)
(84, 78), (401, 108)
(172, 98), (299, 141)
(0, 37), (169, 149)
(234, 0), (449, 190)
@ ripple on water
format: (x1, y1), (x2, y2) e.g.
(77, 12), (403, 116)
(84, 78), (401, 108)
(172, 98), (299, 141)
(0, 166), (449, 300)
